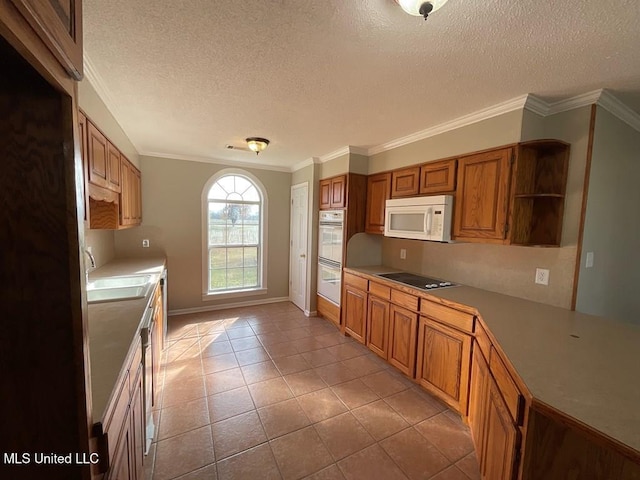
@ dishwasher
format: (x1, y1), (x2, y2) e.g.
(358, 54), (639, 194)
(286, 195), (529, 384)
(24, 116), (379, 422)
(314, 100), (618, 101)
(140, 306), (155, 454)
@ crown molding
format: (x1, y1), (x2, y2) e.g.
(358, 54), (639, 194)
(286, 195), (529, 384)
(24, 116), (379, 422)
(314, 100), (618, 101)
(368, 95), (529, 156)
(141, 151), (292, 173)
(523, 94), (549, 116)
(596, 89), (640, 132)
(547, 89), (604, 115)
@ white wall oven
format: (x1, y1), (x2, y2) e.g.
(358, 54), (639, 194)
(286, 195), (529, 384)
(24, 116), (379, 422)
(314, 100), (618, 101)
(317, 210), (343, 305)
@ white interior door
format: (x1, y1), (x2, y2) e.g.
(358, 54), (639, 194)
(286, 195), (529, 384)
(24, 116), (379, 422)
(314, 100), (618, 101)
(289, 183), (308, 311)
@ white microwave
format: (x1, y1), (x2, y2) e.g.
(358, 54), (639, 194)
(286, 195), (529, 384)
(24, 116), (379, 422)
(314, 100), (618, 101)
(384, 195), (453, 242)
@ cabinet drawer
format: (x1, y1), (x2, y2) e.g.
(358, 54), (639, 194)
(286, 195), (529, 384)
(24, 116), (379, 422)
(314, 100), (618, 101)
(474, 321), (491, 359)
(390, 289), (418, 311)
(344, 272), (368, 291)
(420, 300), (474, 333)
(489, 346), (524, 425)
(369, 281), (391, 300)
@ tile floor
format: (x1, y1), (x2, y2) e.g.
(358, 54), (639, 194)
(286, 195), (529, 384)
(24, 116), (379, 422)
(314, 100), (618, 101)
(146, 302), (480, 480)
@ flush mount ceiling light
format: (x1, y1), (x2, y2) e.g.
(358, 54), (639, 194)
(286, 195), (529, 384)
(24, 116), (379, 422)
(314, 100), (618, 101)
(245, 137), (270, 155)
(395, 0), (449, 19)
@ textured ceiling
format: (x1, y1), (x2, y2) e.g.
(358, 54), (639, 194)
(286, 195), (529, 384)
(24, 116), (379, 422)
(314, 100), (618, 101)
(83, 0), (640, 170)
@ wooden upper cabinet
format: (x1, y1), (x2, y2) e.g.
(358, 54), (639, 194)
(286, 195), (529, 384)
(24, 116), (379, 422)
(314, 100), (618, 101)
(107, 141), (122, 193)
(319, 175), (346, 209)
(10, 0), (83, 79)
(319, 179), (332, 209)
(87, 119), (109, 188)
(391, 166), (420, 198)
(119, 156), (142, 228)
(330, 175), (346, 208)
(420, 159), (457, 194)
(453, 147), (513, 242)
(365, 172), (391, 234)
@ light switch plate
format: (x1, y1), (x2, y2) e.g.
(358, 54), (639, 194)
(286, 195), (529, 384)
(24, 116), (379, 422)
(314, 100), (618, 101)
(585, 252), (594, 268)
(400, 248), (406, 260)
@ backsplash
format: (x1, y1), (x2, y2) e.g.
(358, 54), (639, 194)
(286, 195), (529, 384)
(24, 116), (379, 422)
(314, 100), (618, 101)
(84, 228), (116, 269)
(381, 237), (576, 309)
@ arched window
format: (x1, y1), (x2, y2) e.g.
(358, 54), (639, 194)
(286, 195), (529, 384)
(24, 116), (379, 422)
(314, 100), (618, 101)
(203, 172), (266, 295)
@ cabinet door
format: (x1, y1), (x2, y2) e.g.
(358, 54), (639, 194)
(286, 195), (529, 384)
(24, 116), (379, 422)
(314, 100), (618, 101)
(133, 167), (142, 223)
(152, 286), (163, 406)
(366, 296), (389, 359)
(87, 120), (109, 188)
(482, 380), (520, 480)
(107, 142), (122, 193)
(387, 304), (418, 377)
(454, 148), (512, 241)
(109, 408), (133, 480)
(365, 173), (391, 234)
(416, 317), (472, 413)
(420, 159), (457, 194)
(469, 345), (490, 463)
(119, 158), (132, 226)
(10, 0), (83, 79)
(343, 285), (367, 344)
(391, 167), (420, 198)
(319, 179), (332, 209)
(330, 175), (346, 208)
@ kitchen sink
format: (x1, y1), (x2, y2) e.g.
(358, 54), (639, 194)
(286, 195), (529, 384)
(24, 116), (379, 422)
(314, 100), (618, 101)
(87, 284), (152, 304)
(88, 274), (152, 289)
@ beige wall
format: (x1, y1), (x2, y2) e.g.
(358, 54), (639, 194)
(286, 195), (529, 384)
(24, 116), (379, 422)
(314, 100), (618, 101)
(320, 153), (349, 179)
(85, 229), (116, 268)
(576, 107), (640, 323)
(114, 156), (292, 312)
(368, 109), (523, 174)
(77, 80), (139, 167)
(378, 107), (592, 309)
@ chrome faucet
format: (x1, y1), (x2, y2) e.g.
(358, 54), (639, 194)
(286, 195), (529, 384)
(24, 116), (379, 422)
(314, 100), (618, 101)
(84, 249), (96, 285)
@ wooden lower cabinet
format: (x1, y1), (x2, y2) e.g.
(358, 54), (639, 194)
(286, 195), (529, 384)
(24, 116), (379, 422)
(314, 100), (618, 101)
(416, 316), (472, 414)
(129, 365), (145, 480)
(109, 413), (133, 480)
(366, 295), (389, 359)
(469, 344), (521, 480)
(342, 284), (367, 343)
(387, 305), (418, 377)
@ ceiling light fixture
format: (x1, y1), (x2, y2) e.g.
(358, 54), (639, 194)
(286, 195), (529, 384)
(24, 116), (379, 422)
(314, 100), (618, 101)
(395, 0), (449, 20)
(245, 137), (270, 155)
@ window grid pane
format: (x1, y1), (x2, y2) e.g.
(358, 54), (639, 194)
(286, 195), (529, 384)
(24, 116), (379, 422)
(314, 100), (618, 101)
(207, 175), (262, 293)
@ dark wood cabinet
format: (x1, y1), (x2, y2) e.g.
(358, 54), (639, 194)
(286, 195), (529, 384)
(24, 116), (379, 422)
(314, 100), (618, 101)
(454, 141), (569, 246)
(319, 175), (347, 209)
(387, 304), (419, 377)
(366, 295), (389, 359)
(420, 158), (457, 194)
(10, 0), (83, 79)
(365, 172), (391, 234)
(391, 166), (420, 198)
(78, 110), (89, 221)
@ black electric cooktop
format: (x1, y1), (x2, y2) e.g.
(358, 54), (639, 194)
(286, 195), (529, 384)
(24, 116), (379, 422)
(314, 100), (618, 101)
(377, 272), (456, 290)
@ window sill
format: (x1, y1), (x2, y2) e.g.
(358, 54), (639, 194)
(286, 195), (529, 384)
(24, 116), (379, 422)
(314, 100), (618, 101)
(202, 288), (267, 302)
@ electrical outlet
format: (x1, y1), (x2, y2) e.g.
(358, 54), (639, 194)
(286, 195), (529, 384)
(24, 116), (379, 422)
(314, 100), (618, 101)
(142, 239), (150, 248)
(535, 268), (549, 286)
(400, 248), (406, 260)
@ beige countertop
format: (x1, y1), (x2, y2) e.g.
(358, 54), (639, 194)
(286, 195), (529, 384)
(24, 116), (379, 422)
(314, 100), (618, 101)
(88, 257), (166, 422)
(346, 266), (640, 454)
